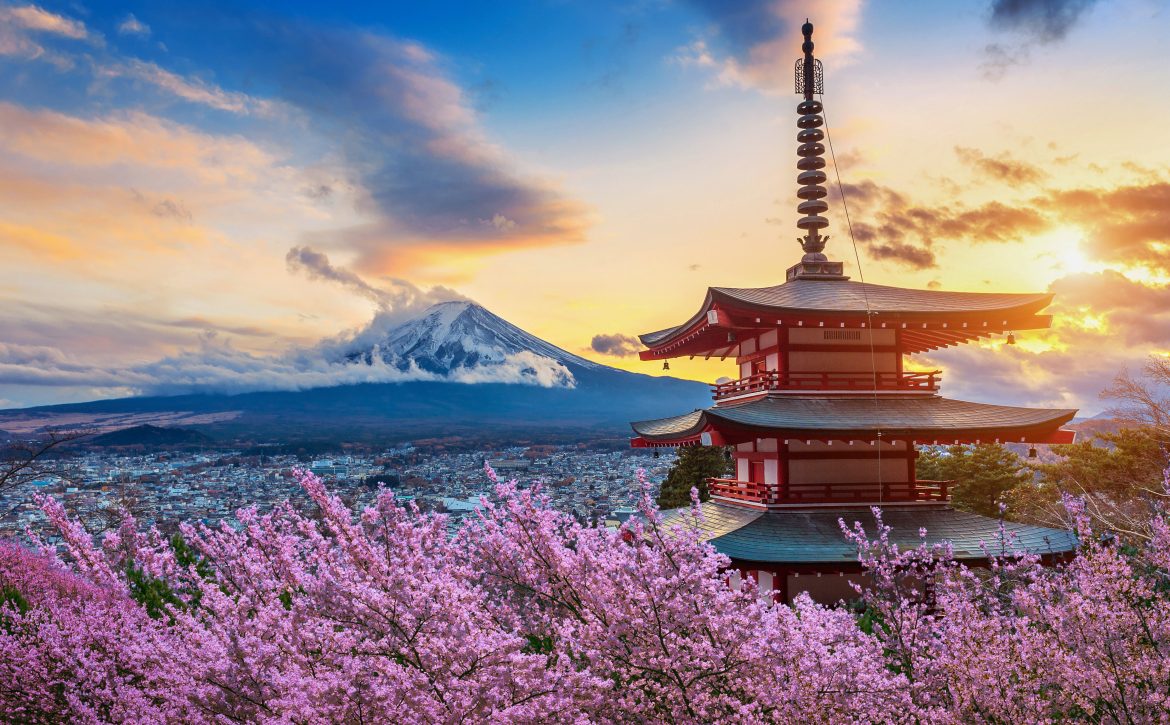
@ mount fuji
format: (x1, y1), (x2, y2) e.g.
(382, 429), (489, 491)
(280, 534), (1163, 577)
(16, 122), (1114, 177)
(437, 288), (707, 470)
(0, 302), (711, 442)
(340, 300), (597, 386)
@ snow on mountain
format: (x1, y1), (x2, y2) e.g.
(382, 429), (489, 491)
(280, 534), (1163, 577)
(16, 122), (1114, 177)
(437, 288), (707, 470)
(340, 300), (600, 388)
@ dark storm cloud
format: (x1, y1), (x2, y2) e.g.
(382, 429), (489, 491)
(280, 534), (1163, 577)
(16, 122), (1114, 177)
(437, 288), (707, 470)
(982, 0), (1101, 79)
(988, 0), (1101, 43)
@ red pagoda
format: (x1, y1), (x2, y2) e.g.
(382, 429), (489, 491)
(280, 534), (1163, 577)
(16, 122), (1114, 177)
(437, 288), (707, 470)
(629, 21), (1078, 603)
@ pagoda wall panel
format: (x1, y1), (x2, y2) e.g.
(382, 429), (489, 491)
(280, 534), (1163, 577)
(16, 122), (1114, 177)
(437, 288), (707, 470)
(786, 573), (870, 605)
(737, 458), (749, 481)
(760, 330), (779, 349)
(765, 458), (779, 487)
(788, 350), (897, 373)
(788, 457), (909, 487)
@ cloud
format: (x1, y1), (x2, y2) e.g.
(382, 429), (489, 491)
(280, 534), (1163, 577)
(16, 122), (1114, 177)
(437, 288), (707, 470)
(0, 319), (577, 398)
(955, 146), (1047, 186)
(117, 14), (150, 37)
(151, 198), (193, 223)
(677, 0), (864, 94)
(0, 3), (87, 67)
(1, 4), (87, 40)
(285, 245), (466, 322)
(230, 20), (590, 271)
(0, 103), (275, 181)
(988, 0), (1100, 43)
(982, 0), (1101, 78)
(838, 179), (1051, 269)
(1038, 182), (1170, 274)
(590, 333), (642, 357)
(100, 60), (273, 115)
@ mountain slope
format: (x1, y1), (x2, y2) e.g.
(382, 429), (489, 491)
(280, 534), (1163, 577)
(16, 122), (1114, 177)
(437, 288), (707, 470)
(1, 302), (711, 441)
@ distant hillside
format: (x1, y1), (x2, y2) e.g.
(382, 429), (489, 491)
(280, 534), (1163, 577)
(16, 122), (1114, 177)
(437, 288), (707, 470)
(89, 424), (216, 447)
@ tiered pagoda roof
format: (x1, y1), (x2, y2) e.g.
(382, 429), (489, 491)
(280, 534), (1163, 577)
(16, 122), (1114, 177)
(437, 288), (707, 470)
(659, 504), (1078, 565)
(631, 397), (1077, 448)
(640, 280), (1055, 358)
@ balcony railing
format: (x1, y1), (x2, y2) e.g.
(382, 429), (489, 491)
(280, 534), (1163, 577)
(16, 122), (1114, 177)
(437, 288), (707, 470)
(712, 370), (940, 400)
(707, 477), (953, 506)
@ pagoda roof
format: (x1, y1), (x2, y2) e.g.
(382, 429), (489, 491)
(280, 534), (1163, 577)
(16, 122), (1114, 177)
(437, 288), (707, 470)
(630, 395), (1077, 446)
(640, 278), (1053, 357)
(657, 503), (1077, 564)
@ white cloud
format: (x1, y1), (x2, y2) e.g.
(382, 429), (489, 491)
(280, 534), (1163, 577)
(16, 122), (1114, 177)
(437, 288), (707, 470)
(117, 14), (150, 37)
(100, 59), (275, 116)
(0, 322), (577, 399)
(2, 4), (87, 39)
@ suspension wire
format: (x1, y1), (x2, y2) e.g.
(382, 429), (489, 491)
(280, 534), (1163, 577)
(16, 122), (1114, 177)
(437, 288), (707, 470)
(820, 95), (884, 503)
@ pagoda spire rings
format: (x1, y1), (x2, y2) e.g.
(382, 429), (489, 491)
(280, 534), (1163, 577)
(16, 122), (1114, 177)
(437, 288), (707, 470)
(795, 20), (829, 262)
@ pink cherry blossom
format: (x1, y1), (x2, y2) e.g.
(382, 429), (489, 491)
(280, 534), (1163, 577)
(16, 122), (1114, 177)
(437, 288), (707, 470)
(1, 464), (1168, 722)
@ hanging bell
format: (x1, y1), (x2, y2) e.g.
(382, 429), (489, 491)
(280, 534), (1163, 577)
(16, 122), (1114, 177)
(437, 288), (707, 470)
(653, 449), (660, 459)
(1006, 331), (1016, 345)
(663, 360), (670, 371)
(1028, 446), (1038, 459)
(727, 331), (737, 343)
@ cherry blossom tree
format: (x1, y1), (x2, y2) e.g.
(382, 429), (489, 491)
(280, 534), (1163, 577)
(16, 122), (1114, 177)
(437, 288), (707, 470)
(1, 465), (1169, 723)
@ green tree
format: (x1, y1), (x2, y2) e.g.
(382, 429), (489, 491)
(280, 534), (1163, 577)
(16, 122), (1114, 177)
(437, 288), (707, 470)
(1005, 428), (1168, 542)
(916, 443), (1031, 517)
(656, 446), (732, 509)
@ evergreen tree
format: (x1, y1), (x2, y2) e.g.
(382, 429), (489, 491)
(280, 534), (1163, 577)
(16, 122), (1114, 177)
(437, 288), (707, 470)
(916, 443), (1030, 517)
(656, 446), (732, 509)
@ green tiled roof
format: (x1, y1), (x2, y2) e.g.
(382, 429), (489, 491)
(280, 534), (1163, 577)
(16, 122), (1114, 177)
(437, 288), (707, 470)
(631, 396), (1076, 441)
(658, 503), (1077, 564)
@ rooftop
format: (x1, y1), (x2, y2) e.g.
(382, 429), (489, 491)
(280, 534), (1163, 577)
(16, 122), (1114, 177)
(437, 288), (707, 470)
(640, 278), (1054, 356)
(658, 502), (1077, 564)
(631, 395), (1077, 446)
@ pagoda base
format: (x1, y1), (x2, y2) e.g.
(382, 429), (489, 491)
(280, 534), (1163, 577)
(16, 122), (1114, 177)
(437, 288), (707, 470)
(785, 259), (848, 280)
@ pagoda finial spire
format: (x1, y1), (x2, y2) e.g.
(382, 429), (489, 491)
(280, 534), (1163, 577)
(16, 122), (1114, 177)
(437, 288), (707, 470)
(794, 20), (829, 263)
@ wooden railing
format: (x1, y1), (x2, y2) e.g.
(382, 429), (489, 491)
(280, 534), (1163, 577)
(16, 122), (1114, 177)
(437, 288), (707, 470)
(711, 370), (940, 400)
(708, 477), (954, 505)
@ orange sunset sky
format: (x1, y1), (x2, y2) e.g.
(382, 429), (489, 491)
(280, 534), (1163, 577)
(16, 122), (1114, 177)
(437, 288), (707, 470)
(1, 0), (1168, 414)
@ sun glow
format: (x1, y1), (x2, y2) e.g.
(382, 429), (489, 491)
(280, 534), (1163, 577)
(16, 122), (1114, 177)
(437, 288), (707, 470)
(1039, 226), (1102, 278)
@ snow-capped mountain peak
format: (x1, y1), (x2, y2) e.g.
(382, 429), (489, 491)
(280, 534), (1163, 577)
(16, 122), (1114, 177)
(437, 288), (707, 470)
(343, 300), (599, 386)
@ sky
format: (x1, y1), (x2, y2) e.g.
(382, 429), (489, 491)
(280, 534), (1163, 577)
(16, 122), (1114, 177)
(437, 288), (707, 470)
(0, 0), (1168, 415)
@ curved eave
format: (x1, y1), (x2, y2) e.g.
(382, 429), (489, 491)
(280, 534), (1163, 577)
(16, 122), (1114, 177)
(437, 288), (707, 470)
(639, 281), (1055, 359)
(658, 503), (1078, 565)
(630, 396), (1078, 447)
